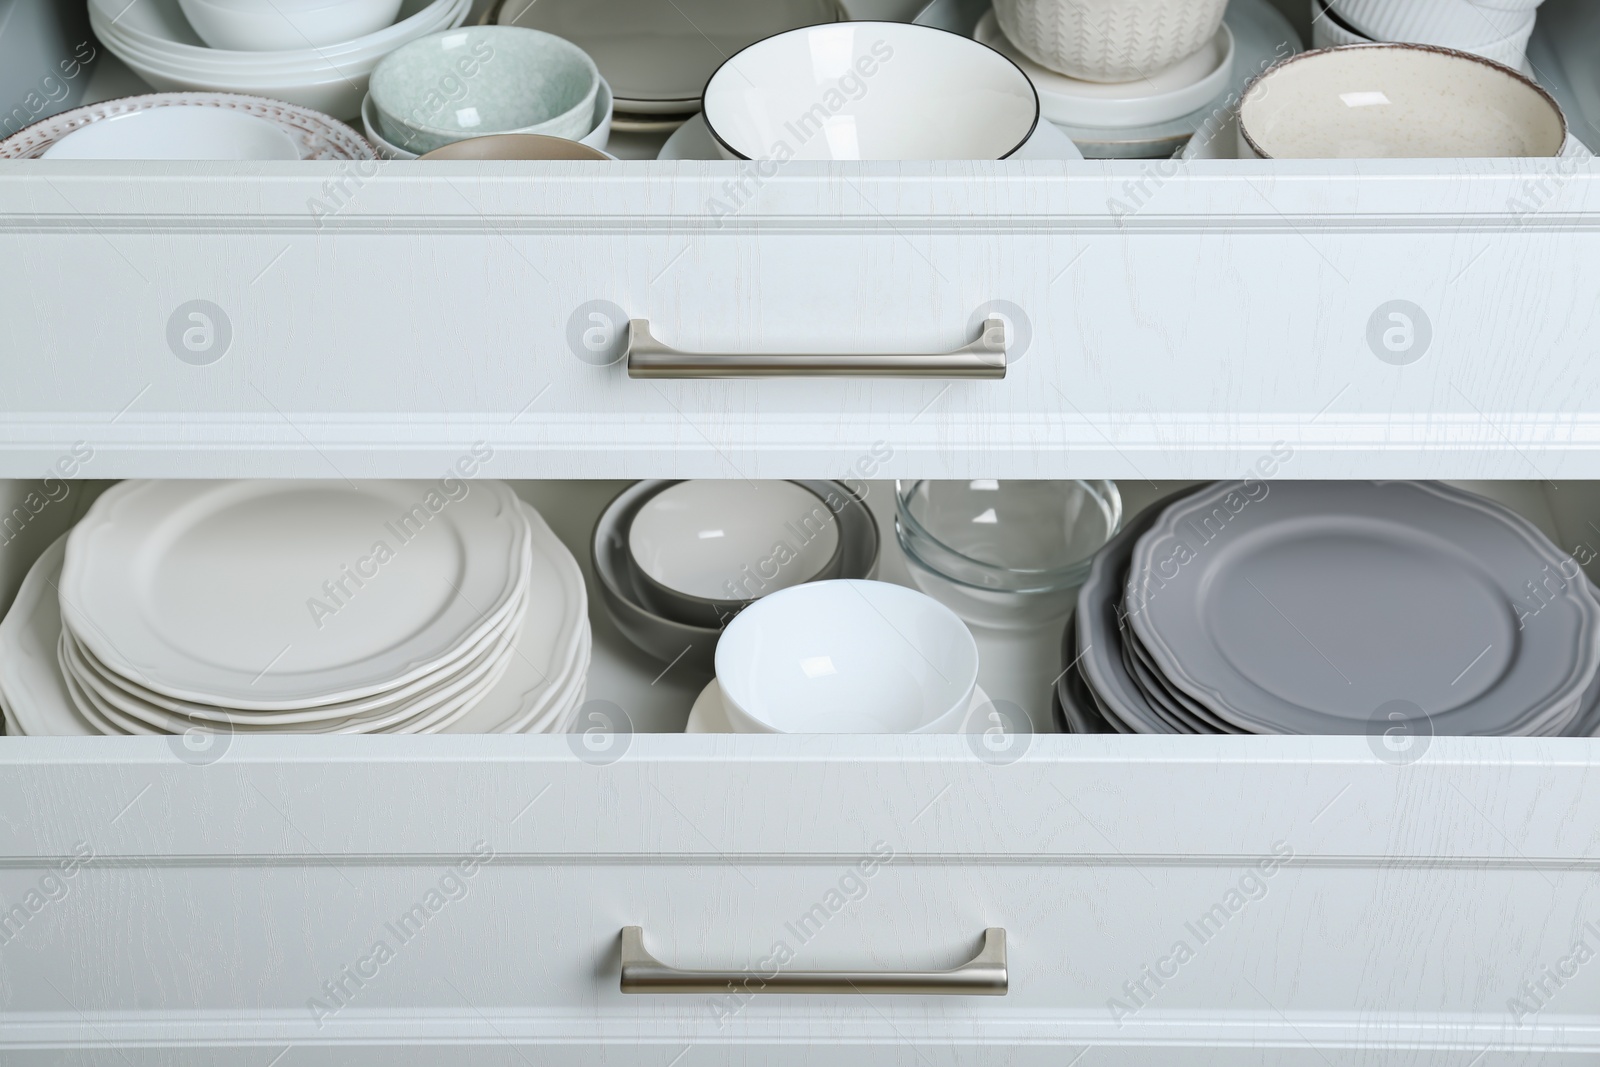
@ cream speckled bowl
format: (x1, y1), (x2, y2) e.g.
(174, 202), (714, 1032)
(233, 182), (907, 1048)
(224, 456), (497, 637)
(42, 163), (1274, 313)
(992, 0), (1228, 83)
(1238, 43), (1565, 158)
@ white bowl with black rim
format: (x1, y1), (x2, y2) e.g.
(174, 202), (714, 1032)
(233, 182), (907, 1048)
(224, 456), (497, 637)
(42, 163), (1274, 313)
(701, 21), (1039, 161)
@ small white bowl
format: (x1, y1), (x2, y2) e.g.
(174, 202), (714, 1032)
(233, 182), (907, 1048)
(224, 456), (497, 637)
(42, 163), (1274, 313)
(361, 75), (614, 157)
(370, 26), (600, 153)
(715, 579), (980, 734)
(178, 0), (404, 51)
(41, 106), (302, 159)
(627, 480), (843, 625)
(1238, 43), (1565, 158)
(702, 22), (1039, 161)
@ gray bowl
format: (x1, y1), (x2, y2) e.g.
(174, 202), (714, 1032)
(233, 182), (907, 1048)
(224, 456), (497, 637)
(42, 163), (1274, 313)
(592, 479), (880, 674)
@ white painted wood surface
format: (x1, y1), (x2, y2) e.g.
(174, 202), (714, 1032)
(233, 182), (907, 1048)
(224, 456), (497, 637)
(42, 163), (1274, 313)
(0, 157), (1598, 478)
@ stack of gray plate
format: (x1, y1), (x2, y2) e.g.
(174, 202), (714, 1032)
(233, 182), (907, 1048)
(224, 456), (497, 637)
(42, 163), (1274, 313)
(1057, 481), (1600, 736)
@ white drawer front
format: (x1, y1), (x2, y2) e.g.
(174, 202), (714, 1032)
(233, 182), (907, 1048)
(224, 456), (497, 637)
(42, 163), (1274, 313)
(3, 735), (1600, 1063)
(2, 162), (1599, 479)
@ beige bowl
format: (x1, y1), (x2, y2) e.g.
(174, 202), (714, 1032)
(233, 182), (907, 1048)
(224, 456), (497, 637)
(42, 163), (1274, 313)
(418, 133), (609, 160)
(1238, 43), (1565, 158)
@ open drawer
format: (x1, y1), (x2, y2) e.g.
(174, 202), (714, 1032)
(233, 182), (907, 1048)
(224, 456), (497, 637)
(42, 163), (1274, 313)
(1, 476), (1599, 1064)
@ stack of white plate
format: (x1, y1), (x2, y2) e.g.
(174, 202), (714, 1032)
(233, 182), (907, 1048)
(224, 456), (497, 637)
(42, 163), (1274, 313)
(88, 0), (470, 120)
(496, 0), (842, 130)
(1059, 481), (1600, 736)
(0, 480), (589, 736)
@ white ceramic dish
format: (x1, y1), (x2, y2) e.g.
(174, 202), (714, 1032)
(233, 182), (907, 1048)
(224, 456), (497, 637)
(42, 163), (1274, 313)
(40, 104), (302, 159)
(178, 0), (405, 51)
(992, 0), (1228, 82)
(497, 0), (841, 106)
(1314, 0), (1535, 70)
(1, 501), (589, 736)
(88, 0), (470, 120)
(658, 106), (1082, 161)
(1, 92), (376, 160)
(370, 26), (600, 152)
(686, 677), (995, 734)
(363, 76), (613, 158)
(90, 0), (460, 69)
(60, 480), (531, 709)
(1328, 0), (1535, 47)
(1238, 43), (1565, 158)
(702, 21), (1039, 160)
(715, 579), (980, 733)
(628, 480), (843, 605)
(974, 11), (1234, 128)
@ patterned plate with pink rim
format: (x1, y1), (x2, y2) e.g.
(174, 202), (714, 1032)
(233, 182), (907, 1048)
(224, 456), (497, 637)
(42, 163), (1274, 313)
(0, 92), (376, 160)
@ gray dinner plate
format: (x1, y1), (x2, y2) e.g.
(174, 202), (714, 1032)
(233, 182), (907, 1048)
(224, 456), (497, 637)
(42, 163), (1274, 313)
(1074, 485), (1208, 734)
(1127, 481), (1600, 737)
(1056, 612), (1115, 734)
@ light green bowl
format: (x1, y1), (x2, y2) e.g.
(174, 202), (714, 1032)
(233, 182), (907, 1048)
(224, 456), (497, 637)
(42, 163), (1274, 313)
(370, 26), (600, 153)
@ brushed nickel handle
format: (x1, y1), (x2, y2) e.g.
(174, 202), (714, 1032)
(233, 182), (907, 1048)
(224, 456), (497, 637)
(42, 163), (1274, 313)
(619, 926), (1007, 995)
(625, 318), (1009, 379)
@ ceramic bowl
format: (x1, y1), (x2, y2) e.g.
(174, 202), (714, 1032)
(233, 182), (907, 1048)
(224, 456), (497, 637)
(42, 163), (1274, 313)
(177, 0), (404, 51)
(418, 133), (609, 159)
(40, 105), (303, 159)
(701, 21), (1038, 160)
(1238, 43), (1565, 158)
(715, 579), (979, 734)
(370, 26), (600, 153)
(992, 0), (1228, 83)
(1327, 0), (1534, 46)
(363, 75), (613, 157)
(591, 480), (880, 675)
(627, 480), (845, 628)
(90, 0), (470, 120)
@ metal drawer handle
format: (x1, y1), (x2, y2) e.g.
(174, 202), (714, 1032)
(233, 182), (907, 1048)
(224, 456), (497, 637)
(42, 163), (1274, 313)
(619, 926), (1007, 995)
(625, 318), (1008, 379)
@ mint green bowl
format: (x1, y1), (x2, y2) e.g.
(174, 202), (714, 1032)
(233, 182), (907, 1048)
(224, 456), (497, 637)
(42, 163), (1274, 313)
(370, 26), (600, 153)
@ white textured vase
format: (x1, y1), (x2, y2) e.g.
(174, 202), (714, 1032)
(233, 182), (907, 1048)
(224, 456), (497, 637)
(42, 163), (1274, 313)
(991, 0), (1228, 83)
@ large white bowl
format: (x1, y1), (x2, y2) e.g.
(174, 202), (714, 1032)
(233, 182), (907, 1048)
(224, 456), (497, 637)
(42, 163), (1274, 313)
(177, 0), (404, 51)
(1239, 43), (1565, 158)
(370, 26), (600, 152)
(715, 579), (980, 734)
(41, 106), (302, 159)
(702, 21), (1039, 160)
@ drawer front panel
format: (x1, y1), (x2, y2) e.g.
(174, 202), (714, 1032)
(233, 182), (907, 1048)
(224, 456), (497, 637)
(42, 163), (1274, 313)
(3, 735), (1600, 1061)
(2, 163), (1599, 478)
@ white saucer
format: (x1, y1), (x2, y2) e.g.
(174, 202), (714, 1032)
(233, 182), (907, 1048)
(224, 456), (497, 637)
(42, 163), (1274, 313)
(975, 11), (1234, 129)
(658, 112), (1083, 161)
(686, 678), (996, 733)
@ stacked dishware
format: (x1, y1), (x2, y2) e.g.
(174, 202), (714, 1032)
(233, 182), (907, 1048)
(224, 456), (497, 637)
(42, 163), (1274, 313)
(87, 0), (470, 120)
(0, 480), (590, 735)
(895, 479), (1120, 629)
(689, 578), (992, 733)
(1059, 481), (1600, 736)
(0, 92), (376, 160)
(361, 25), (611, 158)
(1315, 0), (1543, 72)
(956, 0), (1303, 158)
(592, 480), (881, 678)
(496, 0), (842, 132)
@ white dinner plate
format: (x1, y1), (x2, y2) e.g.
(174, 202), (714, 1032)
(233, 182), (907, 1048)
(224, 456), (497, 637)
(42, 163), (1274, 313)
(1127, 481), (1600, 736)
(61, 480), (531, 709)
(0, 501), (590, 736)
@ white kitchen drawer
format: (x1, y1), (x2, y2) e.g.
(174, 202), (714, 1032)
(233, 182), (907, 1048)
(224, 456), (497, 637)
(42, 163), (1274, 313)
(4, 155), (1599, 481)
(1, 477), (1598, 1064)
